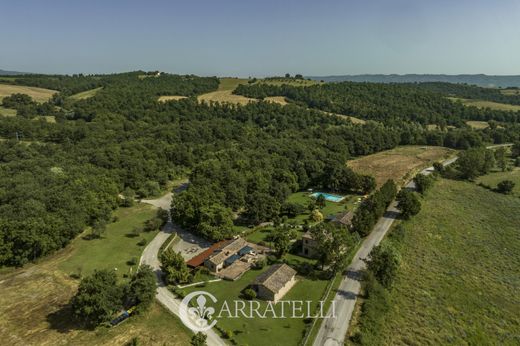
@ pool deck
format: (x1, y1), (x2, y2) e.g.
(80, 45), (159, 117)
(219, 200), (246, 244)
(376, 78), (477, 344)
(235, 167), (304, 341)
(310, 192), (346, 202)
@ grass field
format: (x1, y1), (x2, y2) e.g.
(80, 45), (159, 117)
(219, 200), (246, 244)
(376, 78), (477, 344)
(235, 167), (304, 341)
(246, 191), (357, 244)
(59, 203), (159, 279)
(348, 145), (455, 187)
(500, 89), (520, 96)
(448, 97), (520, 111)
(476, 167), (520, 197)
(197, 77), (255, 105)
(182, 261), (329, 346)
(0, 83), (56, 103)
(466, 120), (493, 129)
(69, 87), (103, 100)
(0, 106), (16, 116)
(350, 178), (520, 344)
(32, 115), (56, 123)
(426, 124), (456, 130)
(0, 203), (192, 345)
(320, 111), (366, 125)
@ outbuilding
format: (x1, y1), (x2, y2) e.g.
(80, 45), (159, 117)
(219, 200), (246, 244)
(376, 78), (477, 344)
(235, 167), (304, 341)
(252, 264), (297, 302)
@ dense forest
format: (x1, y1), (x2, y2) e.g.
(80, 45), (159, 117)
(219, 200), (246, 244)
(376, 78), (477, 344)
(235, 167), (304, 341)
(234, 82), (520, 124)
(410, 82), (520, 105)
(1, 72), (519, 266)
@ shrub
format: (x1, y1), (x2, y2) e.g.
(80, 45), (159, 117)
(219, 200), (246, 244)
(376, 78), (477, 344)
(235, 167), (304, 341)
(413, 174), (434, 194)
(496, 180), (515, 194)
(267, 255), (278, 264)
(310, 209), (324, 222)
(243, 288), (257, 300)
(144, 217), (162, 232)
(225, 330), (234, 339)
(191, 332), (207, 346)
(433, 162), (444, 173)
(137, 238), (147, 246)
(253, 258), (267, 269)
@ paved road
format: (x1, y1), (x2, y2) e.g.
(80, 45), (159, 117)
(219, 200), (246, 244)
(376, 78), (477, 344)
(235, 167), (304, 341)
(140, 191), (226, 346)
(313, 157), (457, 346)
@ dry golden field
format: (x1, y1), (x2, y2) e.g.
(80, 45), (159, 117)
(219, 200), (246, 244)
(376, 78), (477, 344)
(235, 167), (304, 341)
(465, 120), (491, 129)
(157, 95), (187, 102)
(264, 96), (288, 105)
(69, 87), (103, 100)
(197, 77), (255, 105)
(0, 84), (56, 103)
(348, 145), (455, 187)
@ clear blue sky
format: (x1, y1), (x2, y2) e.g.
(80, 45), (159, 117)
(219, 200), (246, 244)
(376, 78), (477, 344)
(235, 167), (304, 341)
(1, 0), (519, 76)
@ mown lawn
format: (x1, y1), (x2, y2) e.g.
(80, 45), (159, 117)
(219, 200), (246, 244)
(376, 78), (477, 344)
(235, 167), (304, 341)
(183, 260), (330, 346)
(59, 203), (160, 280)
(353, 178), (520, 344)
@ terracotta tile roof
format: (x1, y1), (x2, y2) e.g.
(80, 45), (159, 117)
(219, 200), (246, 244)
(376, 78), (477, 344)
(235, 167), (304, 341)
(186, 240), (230, 268)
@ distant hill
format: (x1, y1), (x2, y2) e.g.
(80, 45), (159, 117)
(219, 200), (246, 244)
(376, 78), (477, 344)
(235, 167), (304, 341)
(0, 69), (27, 76)
(309, 74), (520, 88)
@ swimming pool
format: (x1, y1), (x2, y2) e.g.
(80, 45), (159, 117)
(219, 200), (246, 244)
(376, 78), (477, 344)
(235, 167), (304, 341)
(310, 192), (345, 202)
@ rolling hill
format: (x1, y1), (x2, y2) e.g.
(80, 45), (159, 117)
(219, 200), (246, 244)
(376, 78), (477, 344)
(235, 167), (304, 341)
(310, 74), (520, 88)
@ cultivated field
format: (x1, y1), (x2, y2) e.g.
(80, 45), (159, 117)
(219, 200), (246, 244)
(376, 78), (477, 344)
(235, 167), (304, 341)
(0, 203), (191, 346)
(0, 83), (56, 102)
(448, 97), (520, 111)
(69, 87), (103, 100)
(352, 179), (520, 344)
(197, 77), (255, 105)
(348, 146), (455, 187)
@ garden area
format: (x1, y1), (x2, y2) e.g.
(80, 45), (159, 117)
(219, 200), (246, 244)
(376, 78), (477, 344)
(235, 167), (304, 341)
(245, 191), (359, 245)
(180, 256), (331, 346)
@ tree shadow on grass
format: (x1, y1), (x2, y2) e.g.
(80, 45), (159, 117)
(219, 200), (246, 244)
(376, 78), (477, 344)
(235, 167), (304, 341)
(46, 303), (92, 333)
(82, 234), (103, 241)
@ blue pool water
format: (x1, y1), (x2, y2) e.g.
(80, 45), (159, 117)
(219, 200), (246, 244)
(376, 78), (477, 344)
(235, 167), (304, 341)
(310, 192), (345, 202)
